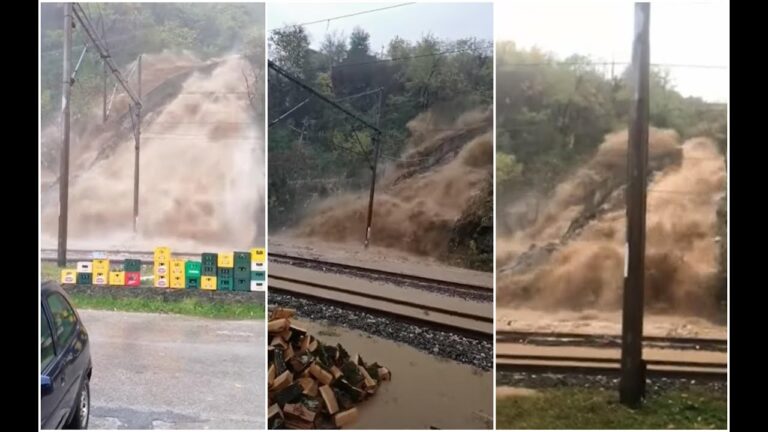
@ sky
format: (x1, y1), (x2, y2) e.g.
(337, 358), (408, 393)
(268, 2), (494, 56)
(496, 0), (729, 102)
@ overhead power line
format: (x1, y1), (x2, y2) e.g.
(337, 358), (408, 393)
(272, 3), (416, 31)
(498, 61), (727, 70)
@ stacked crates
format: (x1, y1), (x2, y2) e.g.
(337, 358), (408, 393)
(153, 247), (171, 288)
(124, 259), (142, 286)
(201, 253), (217, 290)
(55, 247), (268, 291)
(109, 271), (125, 286)
(76, 261), (92, 285)
(233, 251), (251, 292)
(217, 252), (234, 291)
(201, 275), (217, 290)
(250, 247), (266, 291)
(92, 259), (110, 286)
(170, 259), (185, 289)
(185, 261), (201, 289)
(60, 269), (77, 284)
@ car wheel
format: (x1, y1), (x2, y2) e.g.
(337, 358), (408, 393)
(64, 378), (89, 429)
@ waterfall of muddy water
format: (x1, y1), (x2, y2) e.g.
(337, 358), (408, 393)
(40, 52), (265, 251)
(291, 108), (493, 258)
(497, 129), (726, 317)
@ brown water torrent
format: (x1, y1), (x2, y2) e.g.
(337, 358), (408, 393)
(40, 52), (264, 251)
(497, 129), (726, 318)
(292, 108), (493, 259)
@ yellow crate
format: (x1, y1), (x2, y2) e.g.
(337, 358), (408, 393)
(92, 259), (110, 273)
(154, 273), (169, 288)
(93, 271), (108, 285)
(154, 246), (172, 262)
(201, 275), (217, 290)
(250, 248), (266, 264)
(60, 269), (77, 284)
(170, 274), (185, 289)
(109, 271), (125, 286)
(217, 252), (234, 268)
(154, 263), (169, 276)
(170, 259), (185, 275)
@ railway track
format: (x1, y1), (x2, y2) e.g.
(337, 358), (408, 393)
(268, 270), (493, 341)
(269, 252), (492, 300)
(40, 248), (201, 263)
(497, 330), (728, 352)
(497, 331), (727, 380)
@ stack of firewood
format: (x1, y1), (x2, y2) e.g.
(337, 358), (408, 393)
(267, 307), (391, 429)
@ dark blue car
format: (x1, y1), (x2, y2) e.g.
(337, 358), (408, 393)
(41, 281), (92, 429)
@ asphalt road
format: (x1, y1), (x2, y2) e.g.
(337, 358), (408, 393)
(79, 309), (264, 429)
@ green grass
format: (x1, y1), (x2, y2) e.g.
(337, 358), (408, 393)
(68, 293), (265, 320)
(41, 262), (60, 282)
(496, 387), (727, 429)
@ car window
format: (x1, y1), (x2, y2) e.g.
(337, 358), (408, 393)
(41, 307), (55, 371)
(46, 293), (78, 349)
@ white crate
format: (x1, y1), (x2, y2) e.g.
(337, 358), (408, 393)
(76, 261), (93, 273)
(250, 280), (265, 291)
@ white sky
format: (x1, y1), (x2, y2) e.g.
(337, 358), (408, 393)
(496, 0), (729, 102)
(268, 3), (493, 57)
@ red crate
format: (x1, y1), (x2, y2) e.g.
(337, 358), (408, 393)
(125, 271), (141, 287)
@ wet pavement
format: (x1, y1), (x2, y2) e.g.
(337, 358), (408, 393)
(79, 309), (264, 429)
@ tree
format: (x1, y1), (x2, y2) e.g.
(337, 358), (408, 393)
(320, 30), (347, 70)
(347, 27), (371, 60)
(269, 25), (310, 77)
(496, 152), (523, 189)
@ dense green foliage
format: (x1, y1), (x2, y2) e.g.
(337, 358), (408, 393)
(40, 3), (264, 124)
(268, 26), (492, 228)
(496, 41), (727, 205)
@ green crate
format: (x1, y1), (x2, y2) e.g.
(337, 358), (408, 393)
(234, 251), (251, 266)
(234, 267), (250, 279)
(202, 263), (217, 276)
(186, 277), (200, 289)
(217, 277), (233, 291)
(76, 273), (92, 285)
(123, 259), (142, 272)
(218, 267), (233, 279)
(185, 261), (202, 277)
(234, 278), (250, 292)
(201, 253), (218, 266)
(234, 262), (250, 274)
(251, 271), (266, 282)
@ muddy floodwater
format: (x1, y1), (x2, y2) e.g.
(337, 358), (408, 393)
(293, 319), (493, 429)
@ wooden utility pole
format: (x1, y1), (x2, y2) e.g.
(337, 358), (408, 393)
(132, 55), (142, 232)
(620, 1), (651, 407)
(364, 89), (384, 248)
(268, 60), (383, 247)
(57, 3), (73, 267)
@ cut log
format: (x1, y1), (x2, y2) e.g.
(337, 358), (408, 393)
(268, 364), (276, 386)
(284, 403), (317, 423)
(319, 385), (339, 415)
(309, 364), (334, 385)
(274, 382), (303, 407)
(271, 307), (296, 320)
(297, 377), (319, 397)
(333, 408), (358, 428)
(267, 404), (284, 429)
(271, 370), (293, 393)
(269, 318), (289, 333)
